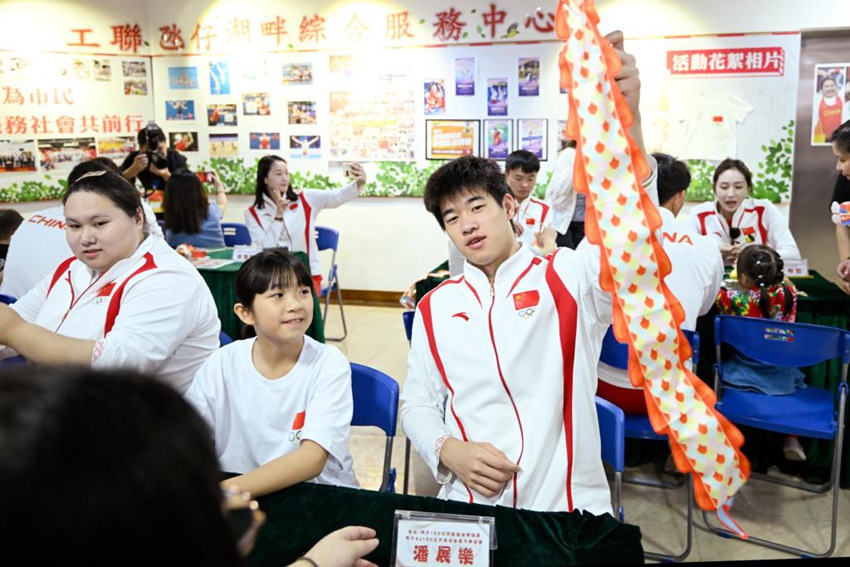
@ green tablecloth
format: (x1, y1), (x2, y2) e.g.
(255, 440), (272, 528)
(196, 249), (324, 343)
(246, 483), (644, 566)
(690, 270), (850, 487)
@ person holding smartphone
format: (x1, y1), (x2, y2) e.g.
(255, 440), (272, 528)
(245, 156), (366, 295)
(163, 170), (227, 249)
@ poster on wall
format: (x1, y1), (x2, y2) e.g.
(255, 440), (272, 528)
(455, 57), (475, 96)
(518, 119), (548, 160)
(518, 57), (540, 97)
(282, 63), (313, 84)
(425, 119), (480, 160)
(424, 79), (447, 115)
(243, 93), (271, 116)
(169, 132), (198, 152)
(72, 58), (91, 81)
(329, 89), (416, 161)
(209, 133), (238, 157)
(93, 59), (112, 81)
(209, 61), (231, 95)
(169, 67), (198, 89)
(166, 100), (195, 121)
(96, 137), (136, 162)
(487, 78), (508, 116)
(38, 138), (95, 171)
(290, 135), (321, 159)
(288, 101), (317, 124)
(207, 104), (238, 126)
(122, 61), (146, 78)
(0, 140), (37, 172)
(484, 119), (512, 160)
(249, 132), (281, 151)
(123, 79), (147, 95)
(812, 64), (849, 145)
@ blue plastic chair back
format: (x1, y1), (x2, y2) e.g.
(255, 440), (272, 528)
(219, 331), (233, 346)
(595, 396), (625, 472)
(600, 326), (699, 369)
(714, 315), (850, 439)
(221, 222), (251, 247)
(403, 310), (415, 343)
(350, 362), (398, 435)
(315, 226), (340, 253)
(715, 315), (850, 369)
(350, 362), (399, 492)
(0, 294), (17, 305)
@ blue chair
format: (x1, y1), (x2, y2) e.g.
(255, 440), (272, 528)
(401, 309), (416, 494)
(0, 294), (17, 304)
(599, 325), (697, 562)
(595, 396), (625, 522)
(219, 331), (233, 346)
(703, 315), (850, 558)
(316, 226), (347, 341)
(221, 222), (251, 247)
(350, 362), (400, 493)
(156, 218), (165, 234)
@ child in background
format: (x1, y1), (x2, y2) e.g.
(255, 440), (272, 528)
(185, 248), (359, 496)
(0, 208), (24, 285)
(716, 243), (807, 461)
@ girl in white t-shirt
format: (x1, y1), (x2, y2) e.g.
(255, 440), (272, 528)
(186, 248), (359, 496)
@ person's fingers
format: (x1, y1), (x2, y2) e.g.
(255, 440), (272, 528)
(353, 560), (379, 567)
(479, 443), (522, 473)
(604, 30), (624, 51)
(338, 526), (377, 541)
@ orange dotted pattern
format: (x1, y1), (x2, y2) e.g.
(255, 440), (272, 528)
(555, 0), (750, 511)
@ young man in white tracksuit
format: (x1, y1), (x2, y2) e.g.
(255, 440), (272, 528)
(400, 31), (655, 516)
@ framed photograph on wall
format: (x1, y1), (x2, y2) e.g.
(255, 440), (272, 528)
(484, 119), (513, 160)
(425, 119), (480, 160)
(517, 118), (548, 160)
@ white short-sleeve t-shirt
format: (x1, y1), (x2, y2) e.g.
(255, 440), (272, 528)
(186, 335), (359, 488)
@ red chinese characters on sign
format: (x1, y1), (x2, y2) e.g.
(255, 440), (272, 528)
(433, 8), (466, 42)
(458, 546), (475, 565)
(225, 18), (251, 43)
(386, 11), (414, 41)
(67, 28), (101, 48)
(524, 10), (555, 33)
(435, 545), (452, 564)
(261, 16), (288, 46)
(111, 24), (143, 53)
(159, 24), (185, 51)
(481, 3), (506, 39)
(191, 23), (217, 52)
(2, 87), (24, 105)
(413, 545), (429, 562)
(667, 47), (785, 76)
(299, 15), (326, 44)
(1, 114), (144, 136)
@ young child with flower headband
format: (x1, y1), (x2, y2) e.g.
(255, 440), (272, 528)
(716, 243), (807, 461)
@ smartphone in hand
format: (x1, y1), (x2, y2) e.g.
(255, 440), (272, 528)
(196, 171), (214, 183)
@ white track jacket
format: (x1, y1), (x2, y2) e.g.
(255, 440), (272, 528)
(401, 245), (613, 515)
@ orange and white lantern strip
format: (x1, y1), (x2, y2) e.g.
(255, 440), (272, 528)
(555, 0), (750, 534)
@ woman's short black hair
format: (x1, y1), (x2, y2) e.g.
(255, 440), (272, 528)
(235, 248), (313, 310)
(0, 367), (242, 566)
(63, 169), (143, 222)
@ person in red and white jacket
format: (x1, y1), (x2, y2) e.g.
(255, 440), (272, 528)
(0, 171), (219, 394)
(244, 156), (366, 293)
(505, 150), (557, 256)
(402, 144), (658, 516)
(687, 158), (800, 266)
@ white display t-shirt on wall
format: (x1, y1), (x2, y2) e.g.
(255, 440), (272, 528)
(671, 92), (754, 161)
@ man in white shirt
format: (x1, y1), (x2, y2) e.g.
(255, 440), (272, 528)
(401, 31), (654, 515)
(597, 153), (724, 413)
(505, 150), (557, 256)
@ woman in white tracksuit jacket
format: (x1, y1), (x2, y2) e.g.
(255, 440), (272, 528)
(244, 155), (365, 293)
(0, 170), (219, 393)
